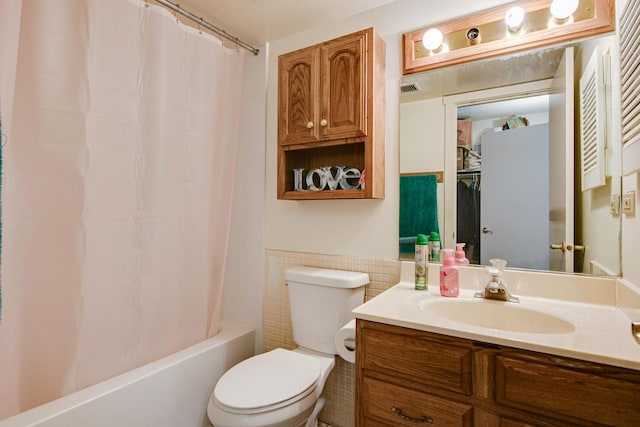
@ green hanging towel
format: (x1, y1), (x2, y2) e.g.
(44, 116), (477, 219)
(399, 174), (439, 255)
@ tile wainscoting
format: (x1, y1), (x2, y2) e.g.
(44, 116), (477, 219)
(263, 250), (400, 427)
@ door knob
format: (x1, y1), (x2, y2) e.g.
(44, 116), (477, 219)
(306, 121), (314, 129)
(320, 119), (328, 127)
(551, 242), (585, 252)
(482, 227), (492, 234)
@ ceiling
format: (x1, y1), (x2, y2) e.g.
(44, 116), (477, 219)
(161, 0), (401, 47)
(399, 43), (567, 123)
(458, 94), (550, 121)
(400, 46), (566, 101)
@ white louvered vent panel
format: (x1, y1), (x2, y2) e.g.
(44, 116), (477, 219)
(620, 0), (640, 154)
(580, 47), (606, 191)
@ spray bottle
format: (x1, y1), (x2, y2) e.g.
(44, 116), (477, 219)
(439, 249), (459, 297)
(415, 234), (429, 290)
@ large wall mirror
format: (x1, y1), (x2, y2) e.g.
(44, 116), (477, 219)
(399, 32), (622, 276)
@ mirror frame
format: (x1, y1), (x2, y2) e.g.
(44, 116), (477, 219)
(403, 0), (615, 75)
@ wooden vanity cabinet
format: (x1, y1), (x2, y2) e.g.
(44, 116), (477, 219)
(277, 28), (385, 200)
(356, 320), (640, 426)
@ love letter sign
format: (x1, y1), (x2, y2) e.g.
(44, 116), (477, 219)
(292, 166), (364, 191)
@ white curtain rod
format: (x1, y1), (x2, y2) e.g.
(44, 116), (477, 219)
(154, 0), (260, 55)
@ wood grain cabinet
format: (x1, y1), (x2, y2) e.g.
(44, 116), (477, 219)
(356, 320), (640, 426)
(277, 28), (385, 200)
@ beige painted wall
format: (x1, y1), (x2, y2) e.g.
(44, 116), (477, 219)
(223, 0), (515, 349)
(575, 35), (623, 275)
(264, 0), (511, 259)
(223, 0), (640, 348)
(261, 0), (639, 286)
(617, 0), (640, 287)
(399, 98), (446, 236)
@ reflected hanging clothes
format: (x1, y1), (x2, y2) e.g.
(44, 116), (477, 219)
(457, 179), (479, 263)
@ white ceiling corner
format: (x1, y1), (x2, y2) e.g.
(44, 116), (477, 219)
(164, 0), (402, 46)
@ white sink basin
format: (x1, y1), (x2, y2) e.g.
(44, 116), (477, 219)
(418, 298), (575, 334)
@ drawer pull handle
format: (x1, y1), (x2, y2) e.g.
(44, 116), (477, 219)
(391, 407), (433, 423)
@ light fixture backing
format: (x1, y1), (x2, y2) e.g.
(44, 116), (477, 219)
(402, 0), (614, 75)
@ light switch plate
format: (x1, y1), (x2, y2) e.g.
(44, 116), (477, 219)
(623, 191), (636, 216)
(611, 194), (621, 216)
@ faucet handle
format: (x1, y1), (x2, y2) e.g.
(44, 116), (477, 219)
(487, 277), (501, 290)
(485, 258), (507, 281)
(489, 258), (507, 268)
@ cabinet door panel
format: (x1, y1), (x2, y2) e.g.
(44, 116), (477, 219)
(320, 32), (367, 140)
(279, 47), (320, 145)
(495, 354), (640, 426)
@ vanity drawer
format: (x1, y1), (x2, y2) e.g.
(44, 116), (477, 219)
(359, 321), (473, 395)
(495, 353), (640, 426)
(362, 376), (473, 426)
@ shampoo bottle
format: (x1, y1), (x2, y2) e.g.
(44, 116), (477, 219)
(455, 243), (470, 265)
(439, 249), (459, 297)
(415, 234), (429, 290)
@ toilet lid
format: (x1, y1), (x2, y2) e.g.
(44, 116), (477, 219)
(214, 348), (321, 413)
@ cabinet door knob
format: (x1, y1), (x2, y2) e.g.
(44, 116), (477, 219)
(306, 121), (314, 129)
(320, 119), (328, 127)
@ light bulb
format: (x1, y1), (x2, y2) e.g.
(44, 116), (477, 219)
(550, 0), (579, 21)
(505, 6), (525, 31)
(422, 28), (444, 51)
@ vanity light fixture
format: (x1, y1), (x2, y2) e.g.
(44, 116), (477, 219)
(550, 0), (580, 21)
(505, 6), (526, 31)
(422, 28), (444, 52)
(403, 0), (614, 75)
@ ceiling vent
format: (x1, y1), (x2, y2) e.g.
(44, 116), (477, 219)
(400, 82), (421, 94)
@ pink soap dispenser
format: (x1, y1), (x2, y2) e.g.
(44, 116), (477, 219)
(455, 243), (470, 265)
(440, 249), (459, 297)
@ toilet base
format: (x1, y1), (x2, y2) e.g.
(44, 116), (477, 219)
(304, 396), (325, 427)
(208, 385), (318, 427)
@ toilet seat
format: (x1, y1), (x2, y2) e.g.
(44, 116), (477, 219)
(213, 348), (322, 415)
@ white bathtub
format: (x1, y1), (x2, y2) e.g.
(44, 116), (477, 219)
(0, 321), (255, 427)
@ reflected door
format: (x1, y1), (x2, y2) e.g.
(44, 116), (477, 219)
(548, 47), (575, 272)
(480, 124), (550, 270)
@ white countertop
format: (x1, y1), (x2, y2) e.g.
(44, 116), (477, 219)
(353, 280), (640, 371)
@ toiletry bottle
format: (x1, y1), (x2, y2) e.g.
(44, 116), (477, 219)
(428, 231), (441, 262)
(455, 243), (470, 265)
(415, 234), (429, 290)
(440, 249), (459, 297)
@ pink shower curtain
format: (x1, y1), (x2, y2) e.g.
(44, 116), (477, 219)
(0, 0), (244, 418)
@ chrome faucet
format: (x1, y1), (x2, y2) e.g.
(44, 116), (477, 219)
(474, 258), (519, 303)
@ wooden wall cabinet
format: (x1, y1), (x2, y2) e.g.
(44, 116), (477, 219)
(277, 28), (385, 200)
(356, 320), (640, 426)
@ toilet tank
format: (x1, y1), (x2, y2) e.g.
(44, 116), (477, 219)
(285, 266), (369, 354)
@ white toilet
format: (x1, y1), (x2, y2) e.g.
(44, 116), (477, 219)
(207, 266), (368, 427)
